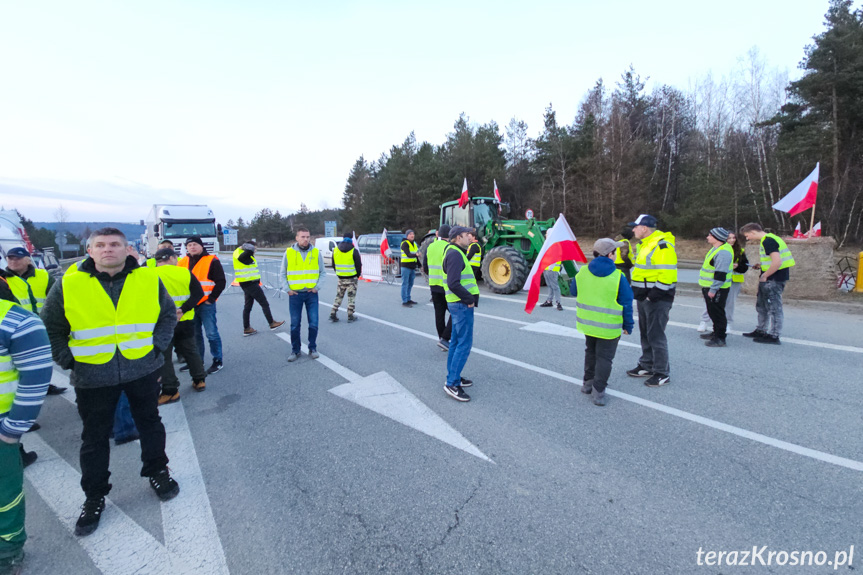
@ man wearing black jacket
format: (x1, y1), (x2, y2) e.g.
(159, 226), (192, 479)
(442, 226), (478, 402)
(179, 237), (226, 374)
(153, 248), (208, 404)
(422, 225), (452, 350)
(234, 241), (284, 336)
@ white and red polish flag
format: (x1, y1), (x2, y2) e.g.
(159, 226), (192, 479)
(493, 179), (502, 214)
(458, 178), (469, 208)
(352, 231), (359, 249)
(773, 163), (819, 216)
(793, 222), (803, 238)
(808, 221), (822, 237)
(524, 214), (587, 313)
(380, 228), (389, 258)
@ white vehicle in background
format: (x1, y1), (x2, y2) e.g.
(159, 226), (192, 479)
(145, 205), (220, 257)
(0, 209), (60, 273)
(314, 236), (343, 266)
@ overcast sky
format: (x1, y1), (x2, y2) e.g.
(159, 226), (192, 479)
(0, 0), (837, 224)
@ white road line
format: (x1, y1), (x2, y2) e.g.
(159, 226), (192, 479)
(23, 433), (193, 574)
(319, 303), (863, 473)
(520, 321), (642, 349)
(38, 370), (230, 574)
(159, 404), (231, 575)
(422, 303), (530, 326)
(275, 332), (362, 380)
(472, 290), (863, 354)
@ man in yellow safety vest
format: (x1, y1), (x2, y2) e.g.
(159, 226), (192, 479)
(233, 240), (284, 336)
(280, 226), (325, 362)
(41, 227), (180, 538)
(330, 235), (363, 323)
(739, 222), (795, 344)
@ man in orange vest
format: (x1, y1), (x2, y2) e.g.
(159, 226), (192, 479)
(178, 237), (226, 374)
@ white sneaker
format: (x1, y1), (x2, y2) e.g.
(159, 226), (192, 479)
(697, 321), (708, 332)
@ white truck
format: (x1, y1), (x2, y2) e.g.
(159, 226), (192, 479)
(145, 204), (220, 257)
(0, 210), (60, 273)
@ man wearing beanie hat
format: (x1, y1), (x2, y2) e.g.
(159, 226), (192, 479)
(422, 225), (452, 349)
(400, 230), (419, 306)
(330, 234), (363, 322)
(178, 236), (226, 374)
(570, 239), (634, 406)
(233, 240), (285, 336)
(698, 228), (733, 347)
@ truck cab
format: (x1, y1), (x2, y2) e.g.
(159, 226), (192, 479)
(146, 205), (220, 257)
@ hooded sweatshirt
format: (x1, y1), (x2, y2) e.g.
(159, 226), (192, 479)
(569, 256), (634, 334)
(279, 242), (326, 292)
(330, 240), (363, 279)
(40, 255), (178, 388)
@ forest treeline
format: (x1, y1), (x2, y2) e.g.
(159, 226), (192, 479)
(340, 1), (863, 245)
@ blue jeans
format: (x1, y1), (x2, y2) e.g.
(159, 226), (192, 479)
(194, 301), (223, 362)
(401, 267), (416, 303)
(289, 291), (319, 354)
(112, 391), (138, 441)
(446, 302), (474, 386)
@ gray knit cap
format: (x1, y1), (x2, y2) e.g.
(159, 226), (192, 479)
(710, 227), (729, 242)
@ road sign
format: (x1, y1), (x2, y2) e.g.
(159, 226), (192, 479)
(525, 209), (534, 219)
(222, 228), (238, 246)
(325, 221), (337, 237)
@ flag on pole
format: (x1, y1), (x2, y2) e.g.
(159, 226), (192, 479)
(808, 221), (822, 237)
(352, 231), (358, 249)
(380, 228), (389, 258)
(773, 163), (819, 216)
(493, 179), (502, 214)
(793, 222), (803, 239)
(458, 178), (469, 208)
(524, 214), (587, 314)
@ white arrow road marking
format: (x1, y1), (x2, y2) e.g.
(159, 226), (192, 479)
(24, 433), (194, 574)
(328, 371), (493, 463)
(323, 304), (863, 473)
(29, 370), (230, 574)
(273, 333), (492, 463)
(520, 321), (642, 348)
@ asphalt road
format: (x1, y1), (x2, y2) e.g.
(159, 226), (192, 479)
(19, 256), (863, 574)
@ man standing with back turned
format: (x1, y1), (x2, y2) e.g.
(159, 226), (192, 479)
(233, 240), (284, 336)
(330, 234), (362, 323)
(41, 228), (180, 538)
(423, 225), (452, 351)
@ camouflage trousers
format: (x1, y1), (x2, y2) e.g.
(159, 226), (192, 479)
(332, 277), (358, 317)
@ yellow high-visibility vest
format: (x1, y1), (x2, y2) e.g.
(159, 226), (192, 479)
(232, 247), (261, 282)
(5, 276), (34, 313)
(63, 267), (161, 364)
(0, 299), (22, 413)
(426, 239), (448, 288)
(284, 247), (320, 290)
(26, 269), (49, 312)
(401, 240), (418, 264)
(575, 267), (623, 339)
(443, 245), (480, 303)
(631, 230), (678, 291)
(698, 243), (733, 289)
(333, 247), (357, 277)
(759, 233), (795, 271)
(154, 265), (195, 321)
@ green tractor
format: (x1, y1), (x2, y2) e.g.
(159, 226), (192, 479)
(419, 197), (578, 295)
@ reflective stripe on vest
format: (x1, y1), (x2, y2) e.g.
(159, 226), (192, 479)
(732, 248), (746, 283)
(698, 243), (733, 289)
(575, 267), (623, 339)
(5, 277), (34, 313)
(426, 239), (448, 288)
(63, 267), (161, 364)
(332, 247), (357, 277)
(155, 264), (195, 321)
(284, 247), (320, 290)
(232, 247), (261, 282)
(178, 255), (216, 303)
(27, 269), (49, 311)
(759, 233), (795, 271)
(443, 245), (480, 303)
(0, 300), (21, 413)
(401, 240), (418, 263)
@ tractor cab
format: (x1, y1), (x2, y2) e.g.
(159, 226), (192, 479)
(440, 197), (508, 238)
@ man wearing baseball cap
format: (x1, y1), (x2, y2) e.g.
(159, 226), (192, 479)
(3, 247), (53, 315)
(626, 215), (677, 387)
(441, 226), (478, 402)
(178, 237), (226, 374)
(698, 228), (733, 348)
(571, 239), (634, 406)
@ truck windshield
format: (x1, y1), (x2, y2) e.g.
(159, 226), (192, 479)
(163, 221), (216, 239)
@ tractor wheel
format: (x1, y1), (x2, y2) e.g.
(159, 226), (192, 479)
(481, 246), (529, 294)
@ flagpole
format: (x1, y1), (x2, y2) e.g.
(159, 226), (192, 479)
(809, 205), (816, 241)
